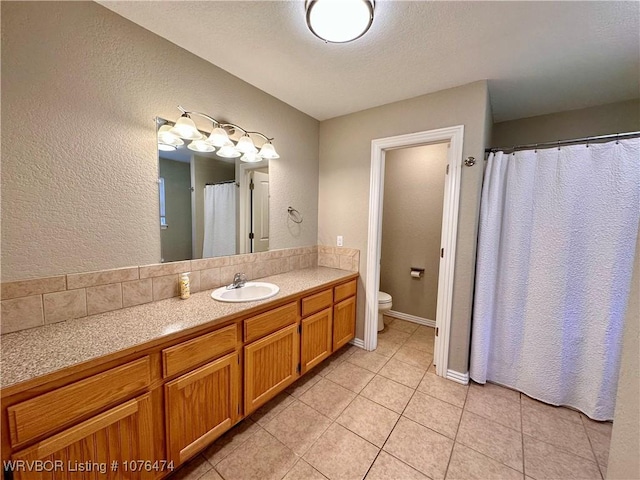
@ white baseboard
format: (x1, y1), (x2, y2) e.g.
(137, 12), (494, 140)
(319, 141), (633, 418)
(350, 338), (365, 349)
(446, 369), (470, 385)
(387, 310), (436, 328)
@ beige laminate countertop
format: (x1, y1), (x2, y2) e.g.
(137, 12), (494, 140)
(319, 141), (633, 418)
(0, 267), (357, 390)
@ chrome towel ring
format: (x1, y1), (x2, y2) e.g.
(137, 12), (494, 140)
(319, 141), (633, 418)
(287, 207), (303, 224)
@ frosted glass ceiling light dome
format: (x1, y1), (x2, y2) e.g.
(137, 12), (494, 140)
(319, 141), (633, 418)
(258, 142), (280, 159)
(217, 145), (242, 158)
(170, 114), (203, 140)
(206, 127), (231, 148)
(236, 134), (258, 154)
(187, 139), (216, 153)
(306, 0), (374, 43)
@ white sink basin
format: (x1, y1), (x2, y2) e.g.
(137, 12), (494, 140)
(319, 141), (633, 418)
(211, 282), (280, 303)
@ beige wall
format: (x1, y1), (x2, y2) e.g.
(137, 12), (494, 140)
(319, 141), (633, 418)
(380, 143), (449, 320)
(492, 99), (640, 147)
(607, 234), (640, 479)
(318, 81), (491, 373)
(1, 1), (319, 282)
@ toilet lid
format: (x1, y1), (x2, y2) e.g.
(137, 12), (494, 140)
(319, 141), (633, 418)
(378, 291), (392, 304)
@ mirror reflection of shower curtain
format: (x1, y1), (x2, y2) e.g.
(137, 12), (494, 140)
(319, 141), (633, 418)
(203, 183), (236, 258)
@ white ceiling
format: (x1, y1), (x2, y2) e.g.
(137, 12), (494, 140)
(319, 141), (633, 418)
(99, 1), (639, 123)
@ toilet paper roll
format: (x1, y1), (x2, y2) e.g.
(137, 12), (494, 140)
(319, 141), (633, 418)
(411, 271), (421, 278)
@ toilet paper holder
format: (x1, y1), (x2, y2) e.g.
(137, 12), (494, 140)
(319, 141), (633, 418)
(410, 267), (425, 278)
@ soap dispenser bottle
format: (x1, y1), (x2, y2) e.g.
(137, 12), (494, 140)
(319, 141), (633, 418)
(180, 272), (191, 300)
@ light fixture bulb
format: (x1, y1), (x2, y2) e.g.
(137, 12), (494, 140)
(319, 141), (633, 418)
(258, 142), (280, 159)
(306, 0), (374, 43)
(187, 139), (216, 153)
(158, 125), (184, 146)
(236, 135), (257, 154)
(216, 145), (242, 158)
(206, 127), (231, 147)
(170, 114), (203, 140)
(241, 151), (262, 163)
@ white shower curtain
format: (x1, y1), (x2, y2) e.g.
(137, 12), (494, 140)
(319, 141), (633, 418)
(203, 183), (236, 258)
(470, 138), (640, 420)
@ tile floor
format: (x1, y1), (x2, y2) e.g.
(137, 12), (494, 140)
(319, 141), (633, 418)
(169, 316), (612, 480)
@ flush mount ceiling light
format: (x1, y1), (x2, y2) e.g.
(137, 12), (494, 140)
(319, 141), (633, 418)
(306, 0), (374, 43)
(160, 106), (280, 162)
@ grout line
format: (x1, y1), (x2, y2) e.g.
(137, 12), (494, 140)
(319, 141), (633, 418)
(580, 414), (605, 480)
(442, 365), (470, 479)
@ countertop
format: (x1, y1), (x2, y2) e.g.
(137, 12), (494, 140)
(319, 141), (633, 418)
(0, 267), (357, 390)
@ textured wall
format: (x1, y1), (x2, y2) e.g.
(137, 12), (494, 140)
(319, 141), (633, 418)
(318, 81), (491, 373)
(1, 1), (319, 281)
(607, 234), (640, 479)
(492, 99), (640, 147)
(380, 143), (449, 320)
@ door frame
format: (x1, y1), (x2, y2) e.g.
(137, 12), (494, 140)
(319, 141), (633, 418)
(364, 125), (464, 378)
(238, 160), (268, 254)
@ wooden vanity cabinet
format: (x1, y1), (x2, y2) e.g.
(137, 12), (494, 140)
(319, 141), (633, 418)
(332, 283), (357, 351)
(300, 308), (333, 374)
(165, 352), (239, 465)
(11, 393), (156, 480)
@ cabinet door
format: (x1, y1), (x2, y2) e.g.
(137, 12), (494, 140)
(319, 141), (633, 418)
(165, 352), (239, 465)
(333, 296), (356, 351)
(244, 323), (299, 414)
(301, 308), (333, 374)
(12, 394), (155, 480)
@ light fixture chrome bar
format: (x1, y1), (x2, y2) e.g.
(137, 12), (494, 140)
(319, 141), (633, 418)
(177, 105), (274, 142)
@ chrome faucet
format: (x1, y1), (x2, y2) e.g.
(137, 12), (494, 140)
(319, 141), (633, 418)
(227, 272), (247, 289)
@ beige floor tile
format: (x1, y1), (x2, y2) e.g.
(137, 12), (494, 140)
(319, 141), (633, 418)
(403, 336), (434, 353)
(377, 328), (412, 344)
(383, 314), (395, 326)
(388, 319), (420, 334)
(365, 451), (428, 480)
(521, 393), (582, 424)
(215, 429), (297, 480)
(299, 378), (357, 419)
(347, 349), (390, 373)
(304, 423), (379, 480)
(336, 396), (400, 447)
(313, 346), (356, 377)
(465, 384), (521, 431)
(411, 326), (436, 340)
(585, 426), (611, 467)
(392, 345), (433, 370)
(523, 435), (601, 480)
(263, 399), (332, 455)
(417, 373), (468, 408)
(374, 337), (402, 358)
(360, 375), (414, 413)
(203, 418), (263, 465)
(378, 358), (425, 388)
(446, 443), (523, 480)
(522, 404), (594, 461)
(457, 410), (523, 472)
(286, 372), (322, 398)
(403, 391), (462, 439)
(197, 470), (223, 480)
(383, 417), (453, 480)
(581, 414), (613, 436)
(249, 392), (295, 426)
(283, 459), (327, 480)
(471, 382), (521, 403)
(170, 454), (212, 480)
(325, 361), (375, 393)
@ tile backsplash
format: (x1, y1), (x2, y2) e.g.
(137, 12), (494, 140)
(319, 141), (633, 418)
(1, 245), (359, 334)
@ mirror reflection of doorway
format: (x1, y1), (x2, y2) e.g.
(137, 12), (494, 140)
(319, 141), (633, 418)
(251, 169), (269, 253)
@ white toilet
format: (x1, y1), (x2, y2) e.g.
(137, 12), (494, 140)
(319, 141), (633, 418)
(378, 291), (393, 331)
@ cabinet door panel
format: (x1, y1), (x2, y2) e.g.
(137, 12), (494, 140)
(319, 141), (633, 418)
(244, 323), (299, 414)
(301, 308), (332, 374)
(333, 296), (356, 351)
(12, 394), (155, 480)
(165, 352), (239, 465)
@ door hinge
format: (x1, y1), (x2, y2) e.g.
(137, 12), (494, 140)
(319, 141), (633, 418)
(446, 164), (450, 175)
(249, 179), (255, 190)
(4, 466), (14, 480)
(435, 327), (439, 336)
(297, 363), (301, 373)
(298, 325), (301, 334)
(440, 248), (444, 258)
(249, 232), (254, 240)
(237, 404), (241, 414)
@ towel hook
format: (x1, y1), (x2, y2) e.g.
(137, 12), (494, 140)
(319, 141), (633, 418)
(287, 207), (303, 224)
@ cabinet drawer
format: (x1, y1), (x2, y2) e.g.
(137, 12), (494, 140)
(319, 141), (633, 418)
(8, 356), (151, 447)
(334, 279), (357, 302)
(301, 289), (333, 317)
(244, 302), (298, 343)
(163, 324), (238, 378)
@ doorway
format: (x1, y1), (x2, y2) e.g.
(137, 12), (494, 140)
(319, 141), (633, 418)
(365, 125), (464, 379)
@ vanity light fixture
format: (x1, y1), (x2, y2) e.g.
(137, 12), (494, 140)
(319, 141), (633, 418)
(163, 106), (279, 163)
(306, 0), (375, 43)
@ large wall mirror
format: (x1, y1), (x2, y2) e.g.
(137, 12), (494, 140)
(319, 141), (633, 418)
(157, 116), (273, 263)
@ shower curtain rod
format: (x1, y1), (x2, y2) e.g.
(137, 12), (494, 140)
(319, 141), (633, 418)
(485, 130), (640, 154)
(205, 180), (239, 186)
